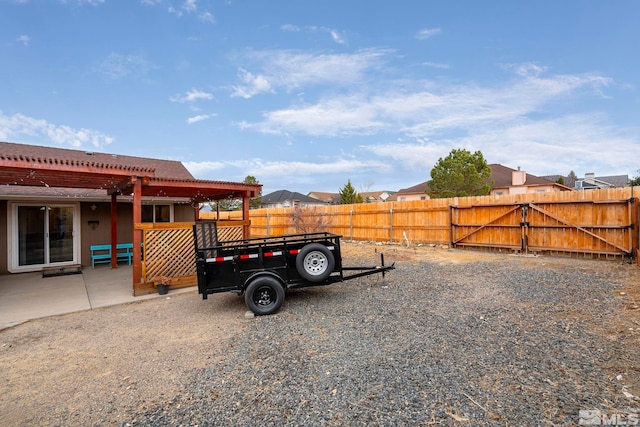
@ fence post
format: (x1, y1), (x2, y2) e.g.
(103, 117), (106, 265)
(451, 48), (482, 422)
(389, 208), (394, 244)
(266, 212), (271, 237)
(350, 209), (353, 241)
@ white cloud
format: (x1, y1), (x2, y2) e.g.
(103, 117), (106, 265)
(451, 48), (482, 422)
(97, 53), (151, 80)
(281, 24), (300, 32)
(182, 0), (197, 13)
(328, 29), (345, 44)
(0, 111), (113, 149)
(182, 160), (226, 175)
(231, 69), (273, 98)
(199, 11), (215, 24)
(230, 158), (392, 178)
(245, 95), (384, 136)
(281, 24), (346, 44)
(246, 67), (613, 140)
(16, 35), (30, 46)
(170, 88), (214, 103)
(230, 48), (389, 98)
(416, 28), (441, 40)
(187, 113), (216, 125)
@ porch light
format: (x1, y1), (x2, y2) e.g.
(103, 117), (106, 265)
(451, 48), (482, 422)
(90, 204), (97, 211)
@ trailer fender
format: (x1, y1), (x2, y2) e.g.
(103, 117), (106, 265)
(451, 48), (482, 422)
(244, 274), (286, 315)
(295, 243), (336, 282)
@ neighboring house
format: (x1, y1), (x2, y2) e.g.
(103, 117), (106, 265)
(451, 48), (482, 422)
(360, 191), (395, 203)
(0, 141), (261, 275)
(489, 164), (572, 195)
(307, 191), (395, 204)
(388, 182), (431, 202)
(261, 190), (327, 208)
(390, 164), (571, 201)
(574, 173), (629, 190)
(307, 192), (340, 204)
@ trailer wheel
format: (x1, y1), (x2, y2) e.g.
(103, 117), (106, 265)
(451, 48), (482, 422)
(245, 276), (285, 315)
(296, 243), (335, 282)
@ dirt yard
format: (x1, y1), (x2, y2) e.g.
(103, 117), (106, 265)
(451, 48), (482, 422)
(1, 242), (639, 426)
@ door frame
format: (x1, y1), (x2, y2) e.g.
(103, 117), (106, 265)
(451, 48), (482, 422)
(7, 201), (81, 273)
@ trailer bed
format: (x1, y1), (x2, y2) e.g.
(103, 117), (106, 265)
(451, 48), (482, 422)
(193, 221), (394, 314)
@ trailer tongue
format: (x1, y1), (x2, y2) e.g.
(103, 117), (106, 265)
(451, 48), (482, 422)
(193, 221), (395, 315)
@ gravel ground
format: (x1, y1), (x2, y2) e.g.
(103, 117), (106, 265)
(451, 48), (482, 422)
(1, 243), (639, 426)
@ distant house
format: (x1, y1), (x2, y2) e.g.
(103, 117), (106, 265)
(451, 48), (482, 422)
(388, 182), (431, 202)
(261, 190), (327, 208)
(308, 191), (394, 204)
(390, 164), (571, 201)
(307, 192), (340, 204)
(360, 191), (394, 203)
(574, 173), (629, 190)
(489, 164), (572, 195)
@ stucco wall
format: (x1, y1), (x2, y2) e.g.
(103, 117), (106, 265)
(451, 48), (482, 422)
(1, 201), (197, 273)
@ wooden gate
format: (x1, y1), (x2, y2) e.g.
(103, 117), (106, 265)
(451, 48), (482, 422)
(451, 198), (637, 258)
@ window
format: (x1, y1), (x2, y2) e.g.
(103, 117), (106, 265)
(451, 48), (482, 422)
(142, 204), (172, 223)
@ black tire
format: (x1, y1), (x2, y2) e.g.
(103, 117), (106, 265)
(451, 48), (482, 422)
(244, 276), (285, 315)
(295, 243), (335, 282)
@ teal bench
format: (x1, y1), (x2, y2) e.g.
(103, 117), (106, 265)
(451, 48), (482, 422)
(90, 243), (134, 268)
(90, 244), (112, 269)
(116, 243), (134, 265)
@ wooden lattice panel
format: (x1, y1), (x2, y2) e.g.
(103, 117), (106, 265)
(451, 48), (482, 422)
(218, 226), (243, 243)
(144, 228), (196, 281)
(140, 223), (247, 282)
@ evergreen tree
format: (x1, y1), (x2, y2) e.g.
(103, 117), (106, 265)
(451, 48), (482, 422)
(427, 149), (492, 198)
(338, 180), (363, 204)
(243, 175), (262, 209)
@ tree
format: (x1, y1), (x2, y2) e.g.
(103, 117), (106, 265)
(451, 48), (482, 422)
(556, 176), (565, 185)
(427, 149), (492, 198)
(630, 170), (640, 187)
(208, 175), (262, 212)
(208, 197), (240, 212)
(243, 175), (262, 209)
(338, 180), (363, 204)
(565, 170), (578, 188)
(289, 206), (329, 233)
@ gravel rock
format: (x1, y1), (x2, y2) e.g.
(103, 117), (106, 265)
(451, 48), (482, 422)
(1, 245), (639, 426)
(129, 251), (640, 426)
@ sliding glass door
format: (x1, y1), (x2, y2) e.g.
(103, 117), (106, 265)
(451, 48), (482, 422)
(12, 203), (79, 271)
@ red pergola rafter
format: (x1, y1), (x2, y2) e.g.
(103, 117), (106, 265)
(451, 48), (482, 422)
(0, 154), (262, 289)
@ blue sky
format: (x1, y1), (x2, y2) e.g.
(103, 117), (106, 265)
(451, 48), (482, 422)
(1, 0), (639, 196)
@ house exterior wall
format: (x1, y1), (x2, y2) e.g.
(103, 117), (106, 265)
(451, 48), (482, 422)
(1, 199), (192, 273)
(79, 202), (134, 268)
(174, 204), (195, 222)
(396, 194), (429, 202)
(491, 184), (560, 196)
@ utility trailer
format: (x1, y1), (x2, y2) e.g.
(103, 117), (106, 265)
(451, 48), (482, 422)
(193, 221), (395, 315)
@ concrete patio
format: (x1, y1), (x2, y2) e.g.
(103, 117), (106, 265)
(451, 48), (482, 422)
(0, 265), (196, 330)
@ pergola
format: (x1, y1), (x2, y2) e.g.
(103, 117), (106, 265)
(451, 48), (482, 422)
(0, 152), (262, 286)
